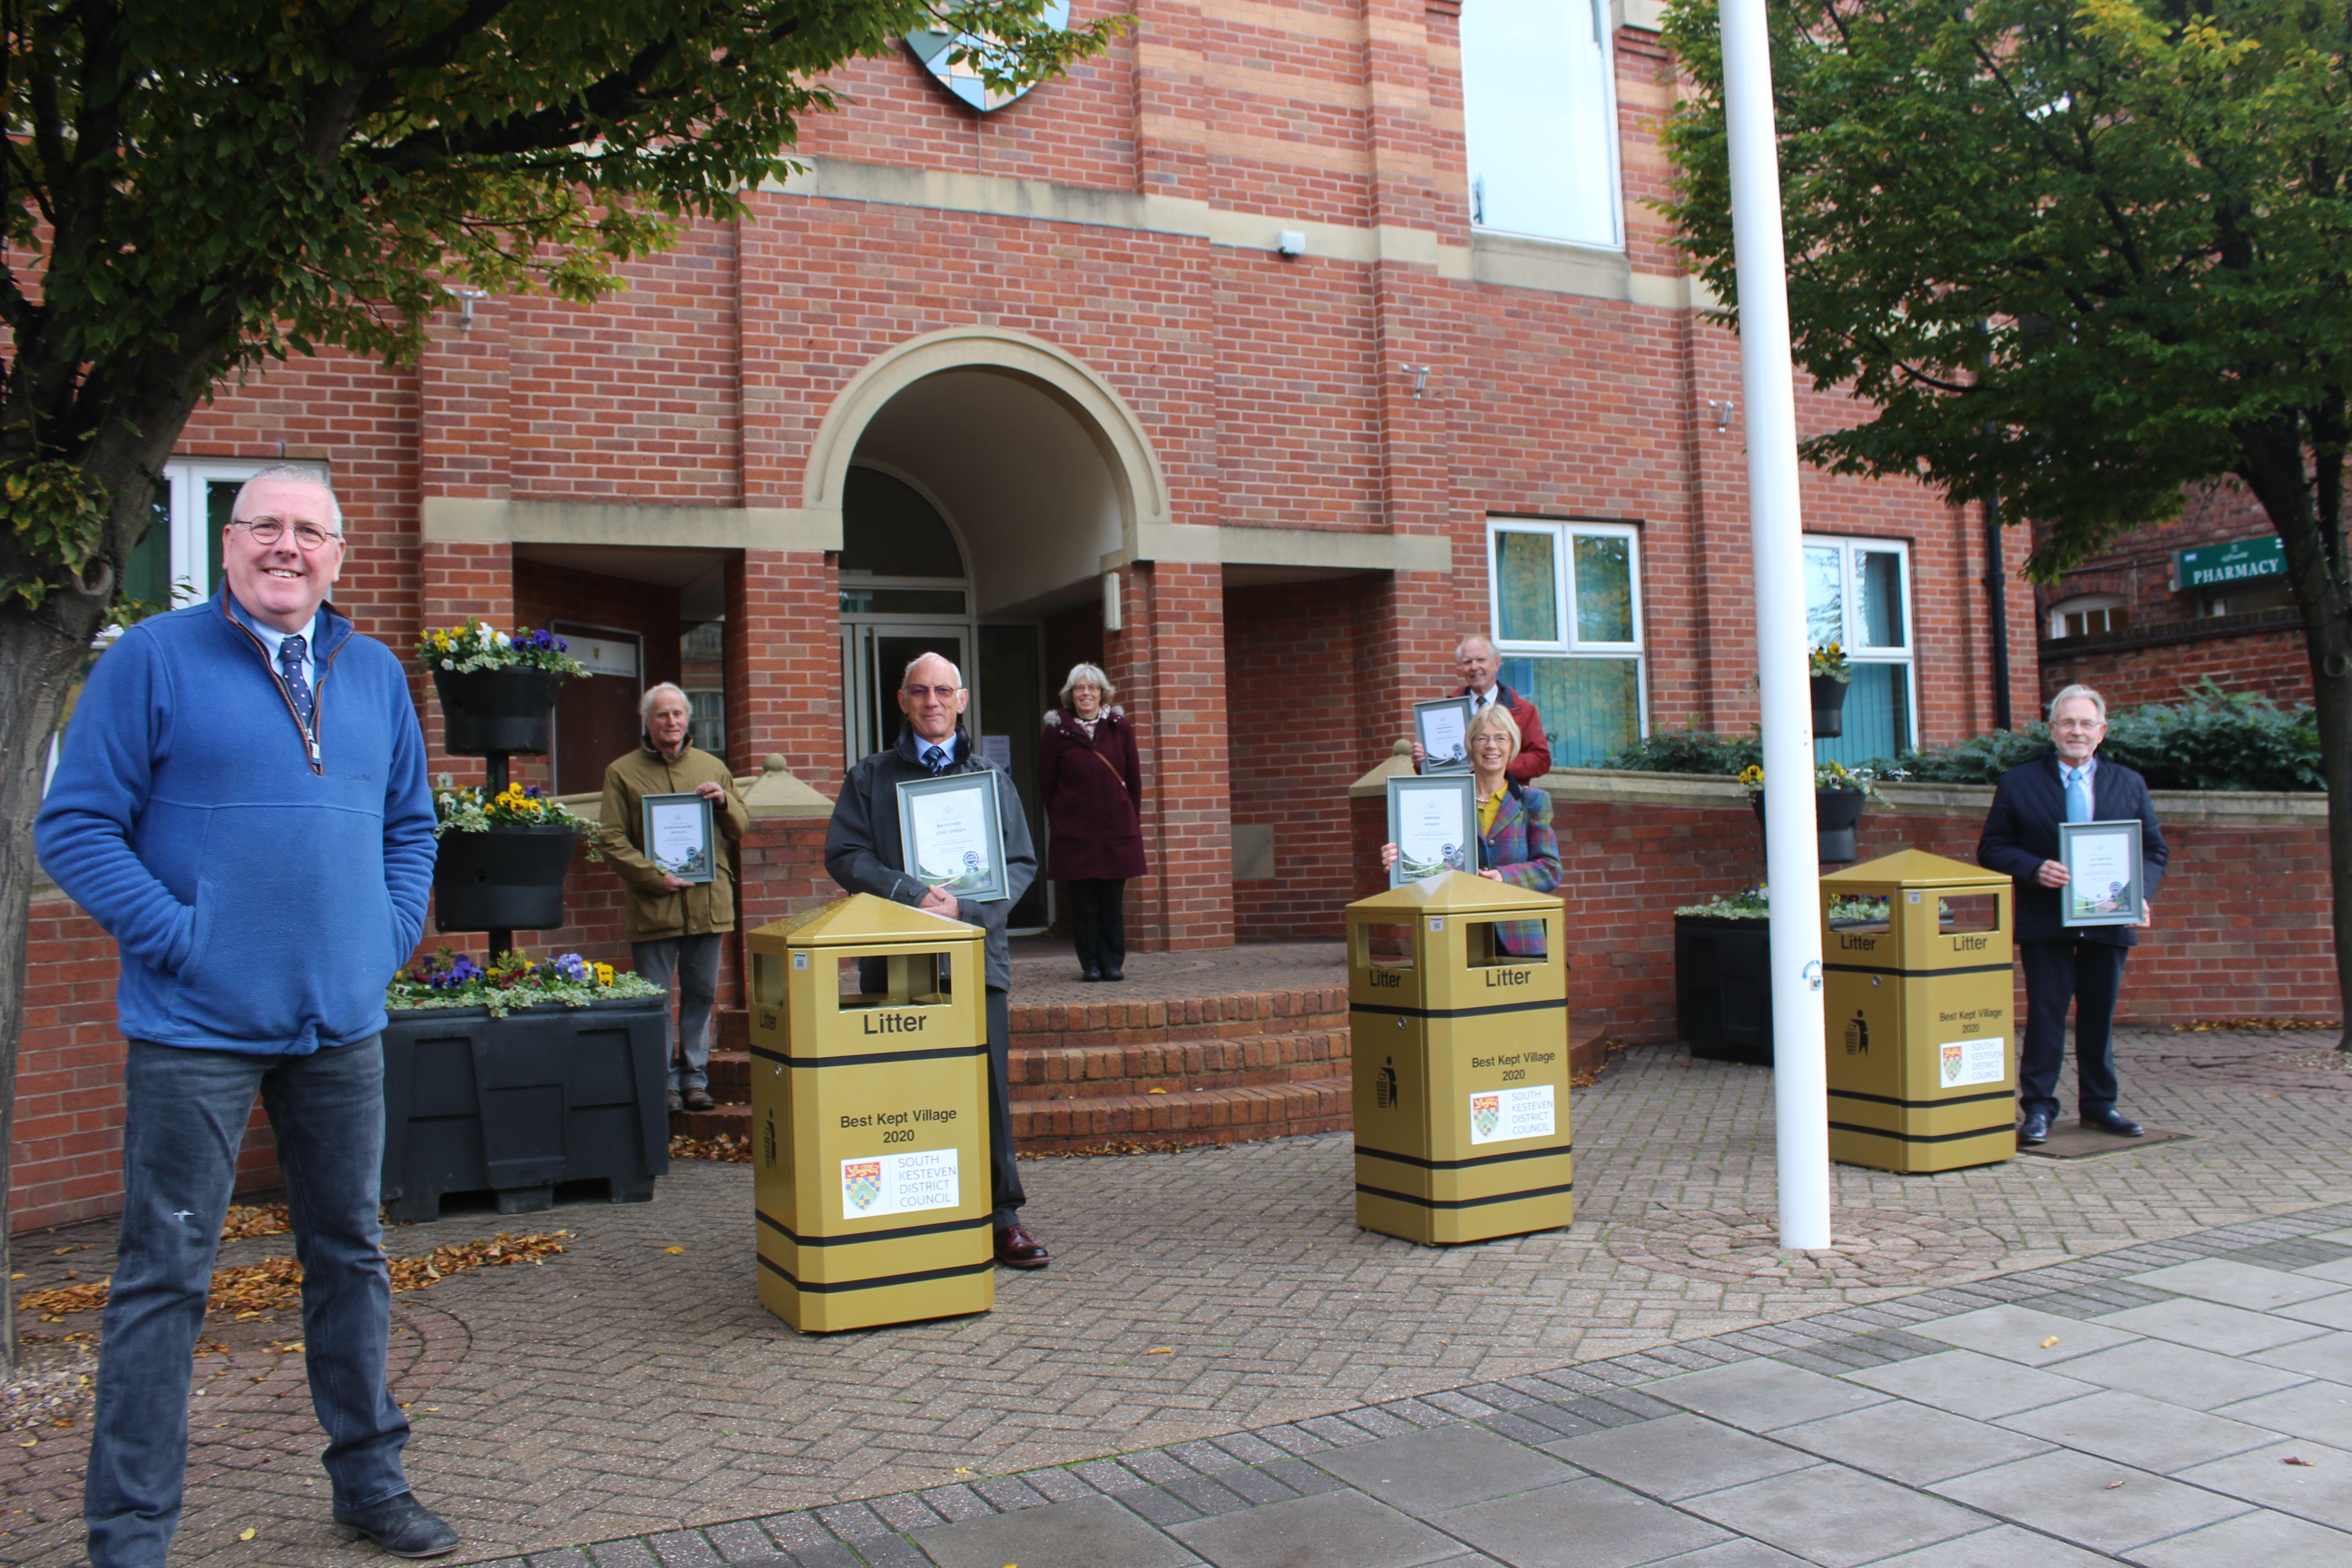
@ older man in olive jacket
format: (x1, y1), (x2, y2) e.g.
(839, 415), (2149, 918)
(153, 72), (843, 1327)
(601, 683), (750, 1112)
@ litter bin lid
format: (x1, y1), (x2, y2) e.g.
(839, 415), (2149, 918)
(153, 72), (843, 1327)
(1821, 848), (2011, 892)
(749, 892), (981, 947)
(1346, 868), (1563, 916)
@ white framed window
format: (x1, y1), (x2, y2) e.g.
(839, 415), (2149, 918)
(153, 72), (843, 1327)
(123, 458), (330, 611)
(2049, 593), (2127, 640)
(1461, 0), (1624, 248)
(1803, 535), (1916, 763)
(1486, 518), (1645, 767)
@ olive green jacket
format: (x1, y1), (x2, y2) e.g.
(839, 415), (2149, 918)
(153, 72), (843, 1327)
(599, 740), (750, 943)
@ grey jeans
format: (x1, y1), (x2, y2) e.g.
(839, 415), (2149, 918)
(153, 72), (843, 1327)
(633, 933), (723, 1092)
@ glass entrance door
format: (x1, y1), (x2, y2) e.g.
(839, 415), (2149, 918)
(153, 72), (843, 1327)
(845, 624), (969, 766)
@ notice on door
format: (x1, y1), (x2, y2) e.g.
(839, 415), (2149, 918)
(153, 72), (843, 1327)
(1468, 1085), (1555, 1145)
(839, 1149), (961, 1219)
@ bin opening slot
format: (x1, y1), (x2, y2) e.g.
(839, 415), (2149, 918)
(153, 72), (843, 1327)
(751, 951), (785, 1007)
(1936, 894), (2001, 934)
(840, 952), (954, 1008)
(1463, 916), (1550, 966)
(1354, 923), (1416, 971)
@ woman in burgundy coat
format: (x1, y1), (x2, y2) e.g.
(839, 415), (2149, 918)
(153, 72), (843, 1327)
(1038, 662), (1147, 981)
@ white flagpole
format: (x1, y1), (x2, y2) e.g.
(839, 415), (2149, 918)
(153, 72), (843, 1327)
(1719, 0), (1831, 1250)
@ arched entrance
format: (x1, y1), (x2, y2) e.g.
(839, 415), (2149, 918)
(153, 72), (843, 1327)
(817, 331), (1170, 935)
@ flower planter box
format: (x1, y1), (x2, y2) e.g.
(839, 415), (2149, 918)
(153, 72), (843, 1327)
(1810, 674), (1850, 739)
(1750, 786), (1869, 864)
(379, 995), (671, 1224)
(1675, 915), (1774, 1065)
(431, 666), (566, 757)
(433, 824), (578, 933)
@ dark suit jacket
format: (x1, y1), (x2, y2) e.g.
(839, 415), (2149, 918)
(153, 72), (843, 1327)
(1978, 751), (2170, 947)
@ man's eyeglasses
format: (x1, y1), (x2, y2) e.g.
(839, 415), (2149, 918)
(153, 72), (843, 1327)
(903, 683), (963, 699)
(233, 517), (341, 551)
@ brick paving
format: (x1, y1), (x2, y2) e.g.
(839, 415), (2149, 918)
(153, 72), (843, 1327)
(4, 1027), (2348, 1567)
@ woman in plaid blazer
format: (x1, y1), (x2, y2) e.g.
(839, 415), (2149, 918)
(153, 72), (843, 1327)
(1383, 705), (1560, 954)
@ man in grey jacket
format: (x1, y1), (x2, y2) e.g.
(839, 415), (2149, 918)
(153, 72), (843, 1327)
(825, 652), (1047, 1268)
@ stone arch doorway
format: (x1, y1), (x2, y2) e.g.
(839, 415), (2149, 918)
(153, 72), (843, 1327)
(820, 330), (1171, 937)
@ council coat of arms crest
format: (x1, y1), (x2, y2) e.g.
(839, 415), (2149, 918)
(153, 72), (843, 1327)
(1940, 1044), (1965, 1084)
(1471, 1093), (1500, 1141)
(905, 0), (1072, 113)
(843, 1160), (883, 1212)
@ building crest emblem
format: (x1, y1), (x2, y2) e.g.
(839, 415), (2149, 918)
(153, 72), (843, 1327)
(905, 0), (1071, 113)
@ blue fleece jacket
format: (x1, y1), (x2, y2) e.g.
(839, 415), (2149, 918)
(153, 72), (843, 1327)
(34, 589), (436, 1054)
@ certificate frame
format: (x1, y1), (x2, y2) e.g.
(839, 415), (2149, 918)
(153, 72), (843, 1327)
(896, 769), (1011, 904)
(641, 791), (718, 885)
(1414, 696), (1475, 775)
(2058, 818), (2144, 926)
(1387, 773), (1478, 887)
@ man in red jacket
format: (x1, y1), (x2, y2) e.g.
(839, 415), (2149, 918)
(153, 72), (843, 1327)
(1414, 633), (1552, 784)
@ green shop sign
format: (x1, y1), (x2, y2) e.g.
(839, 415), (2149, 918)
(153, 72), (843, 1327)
(2174, 535), (2285, 591)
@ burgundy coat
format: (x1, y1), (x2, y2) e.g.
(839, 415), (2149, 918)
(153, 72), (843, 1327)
(1037, 707), (1147, 881)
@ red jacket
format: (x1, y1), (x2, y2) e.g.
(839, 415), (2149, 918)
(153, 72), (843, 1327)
(1037, 707), (1148, 882)
(1454, 682), (1553, 785)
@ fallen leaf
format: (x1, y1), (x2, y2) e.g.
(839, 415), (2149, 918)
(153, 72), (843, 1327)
(1146, 1087), (1167, 1093)
(2040, 1337), (2059, 1349)
(663, 1246), (685, 1255)
(1144, 1347), (1172, 1355)
(2105, 1480), (2125, 1490)
(2286, 1456), (2318, 1467)
(15, 1439), (35, 1450)
(239, 1528), (256, 1541)
(956, 1467), (972, 1475)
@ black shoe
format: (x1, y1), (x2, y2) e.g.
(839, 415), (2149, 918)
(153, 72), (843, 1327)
(2018, 1110), (2053, 1145)
(1101, 967), (1124, 982)
(667, 1090), (683, 1113)
(332, 1494), (459, 1559)
(2081, 1108), (2144, 1137)
(1078, 968), (1101, 983)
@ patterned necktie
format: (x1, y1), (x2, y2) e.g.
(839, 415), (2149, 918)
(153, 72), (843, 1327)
(278, 633), (315, 734)
(2063, 764), (2092, 824)
(924, 744), (948, 775)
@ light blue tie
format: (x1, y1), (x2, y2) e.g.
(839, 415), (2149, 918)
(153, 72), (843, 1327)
(2063, 764), (2093, 824)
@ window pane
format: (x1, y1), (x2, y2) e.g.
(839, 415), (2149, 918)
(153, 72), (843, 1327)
(205, 479), (240, 596)
(1816, 662), (1911, 767)
(1495, 531), (1561, 643)
(1855, 550), (1906, 648)
(1461, 0), (1619, 246)
(1501, 655), (1640, 768)
(122, 491), (171, 607)
(1571, 534), (1634, 643)
(1803, 545), (1843, 648)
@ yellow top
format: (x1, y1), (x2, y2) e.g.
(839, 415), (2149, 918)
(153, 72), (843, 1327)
(1478, 787), (1504, 837)
(1348, 868), (1561, 915)
(1820, 848), (2012, 892)
(748, 893), (979, 948)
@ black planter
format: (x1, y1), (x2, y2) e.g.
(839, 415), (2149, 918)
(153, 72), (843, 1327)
(1675, 916), (1774, 1064)
(433, 826), (579, 933)
(1810, 673), (1851, 739)
(380, 996), (671, 1223)
(1750, 786), (1869, 864)
(432, 666), (565, 757)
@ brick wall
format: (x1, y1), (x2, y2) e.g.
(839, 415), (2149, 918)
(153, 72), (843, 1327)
(2042, 616), (2312, 711)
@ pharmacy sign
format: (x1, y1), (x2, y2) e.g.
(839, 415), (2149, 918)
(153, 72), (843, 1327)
(2174, 535), (2286, 592)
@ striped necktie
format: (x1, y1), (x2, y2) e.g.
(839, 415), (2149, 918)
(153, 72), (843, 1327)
(924, 744), (948, 775)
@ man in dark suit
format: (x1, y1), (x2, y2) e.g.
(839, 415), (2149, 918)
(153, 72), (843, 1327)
(1978, 684), (2170, 1144)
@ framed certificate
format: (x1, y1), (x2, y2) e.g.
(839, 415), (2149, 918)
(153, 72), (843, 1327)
(1414, 697), (1475, 775)
(642, 792), (717, 884)
(1387, 773), (1478, 887)
(2059, 818), (2145, 926)
(897, 770), (1011, 904)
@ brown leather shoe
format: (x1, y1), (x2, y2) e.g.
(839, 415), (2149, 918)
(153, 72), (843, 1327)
(682, 1088), (717, 1112)
(995, 1223), (1050, 1269)
(667, 1090), (684, 1113)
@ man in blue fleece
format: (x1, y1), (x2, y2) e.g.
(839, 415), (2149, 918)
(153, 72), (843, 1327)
(34, 467), (455, 1564)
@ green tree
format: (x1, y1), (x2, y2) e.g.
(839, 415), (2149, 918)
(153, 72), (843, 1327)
(1661, 0), (2352, 1043)
(0, 0), (1115, 1358)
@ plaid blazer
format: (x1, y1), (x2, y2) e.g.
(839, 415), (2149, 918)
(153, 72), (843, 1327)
(1478, 781), (1561, 956)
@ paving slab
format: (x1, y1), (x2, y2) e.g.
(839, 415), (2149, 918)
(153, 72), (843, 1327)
(1642, 1360), (1887, 1434)
(1167, 1491), (1459, 1568)
(2249, 1330), (2352, 1386)
(908, 1494), (1202, 1568)
(2293, 1258), (2352, 1286)
(1840, 1349), (2100, 1421)
(2271, 1292), (2352, 1331)
(1645, 1544), (1808, 1568)
(1538, 1416), (1811, 1502)
(2122, 1506), (2352, 1568)
(1307, 1427), (1577, 1517)
(1674, 1463), (1989, 1568)
(2213, 1383), (2352, 1450)
(1863, 1524), (2118, 1566)
(2172, 1438), (2352, 1533)
(2000, 1388), (2280, 1473)
(2093, 1296), (2336, 1356)
(1906, 1305), (2140, 1366)
(1429, 1477), (1731, 1568)
(2053, 1337), (2311, 1410)
(2127, 1258), (2347, 1311)
(1770, 1402), (2054, 1486)
(1932, 1448), (2249, 1554)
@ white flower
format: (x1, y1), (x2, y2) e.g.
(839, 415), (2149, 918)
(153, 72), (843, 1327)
(495, 632), (511, 647)
(441, 658), (454, 669)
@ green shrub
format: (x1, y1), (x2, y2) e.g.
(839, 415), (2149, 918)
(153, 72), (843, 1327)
(1595, 725), (1761, 776)
(1872, 728), (2050, 785)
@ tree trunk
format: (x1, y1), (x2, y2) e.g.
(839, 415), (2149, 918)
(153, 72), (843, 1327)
(0, 608), (103, 1366)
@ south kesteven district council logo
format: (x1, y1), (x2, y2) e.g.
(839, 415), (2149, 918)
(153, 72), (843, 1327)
(1941, 1044), (1965, 1085)
(844, 1161), (882, 1212)
(905, 0), (1072, 113)
(1471, 1094), (1500, 1141)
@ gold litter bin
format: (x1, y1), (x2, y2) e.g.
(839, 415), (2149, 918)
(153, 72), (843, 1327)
(744, 895), (994, 1333)
(1821, 849), (2017, 1173)
(1346, 871), (1573, 1245)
